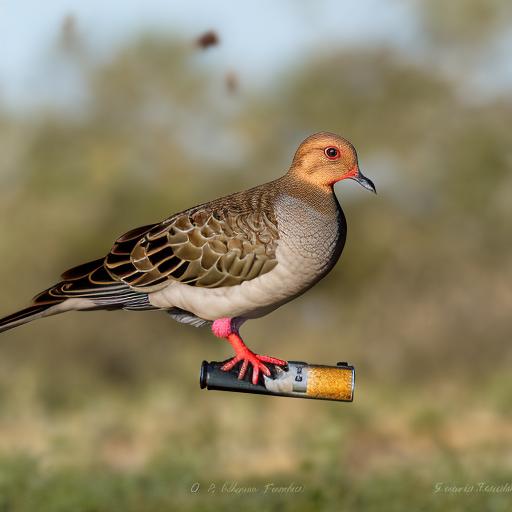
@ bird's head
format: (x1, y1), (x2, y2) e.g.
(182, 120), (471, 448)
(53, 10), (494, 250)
(290, 132), (376, 193)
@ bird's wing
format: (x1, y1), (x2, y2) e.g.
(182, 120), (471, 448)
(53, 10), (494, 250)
(104, 203), (279, 290)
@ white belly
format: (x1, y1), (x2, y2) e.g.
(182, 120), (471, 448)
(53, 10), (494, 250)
(148, 241), (322, 320)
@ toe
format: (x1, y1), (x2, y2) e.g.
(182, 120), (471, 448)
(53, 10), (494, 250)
(257, 355), (287, 366)
(221, 356), (240, 371)
(251, 364), (260, 385)
(258, 362), (271, 377)
(238, 358), (249, 380)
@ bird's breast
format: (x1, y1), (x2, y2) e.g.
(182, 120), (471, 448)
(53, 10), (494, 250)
(274, 193), (346, 278)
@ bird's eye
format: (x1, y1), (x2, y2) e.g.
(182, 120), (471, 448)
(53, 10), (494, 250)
(324, 147), (340, 159)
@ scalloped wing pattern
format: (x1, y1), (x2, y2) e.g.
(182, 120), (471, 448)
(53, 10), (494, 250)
(105, 207), (279, 290)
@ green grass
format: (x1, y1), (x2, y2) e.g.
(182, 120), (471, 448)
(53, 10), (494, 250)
(0, 454), (510, 512)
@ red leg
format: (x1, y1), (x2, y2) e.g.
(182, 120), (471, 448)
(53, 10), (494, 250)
(211, 318), (286, 385)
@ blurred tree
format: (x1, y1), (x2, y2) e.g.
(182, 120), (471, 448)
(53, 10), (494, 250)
(419, 0), (512, 46)
(0, 13), (510, 476)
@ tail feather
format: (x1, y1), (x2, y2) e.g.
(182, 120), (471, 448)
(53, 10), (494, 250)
(0, 304), (59, 334)
(0, 257), (155, 334)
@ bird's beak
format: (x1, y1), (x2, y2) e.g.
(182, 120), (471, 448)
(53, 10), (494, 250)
(352, 168), (376, 194)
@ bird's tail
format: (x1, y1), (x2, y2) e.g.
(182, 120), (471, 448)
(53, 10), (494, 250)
(0, 303), (64, 334)
(0, 256), (155, 334)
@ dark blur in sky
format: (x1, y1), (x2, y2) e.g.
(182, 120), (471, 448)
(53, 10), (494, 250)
(2, 0), (512, 111)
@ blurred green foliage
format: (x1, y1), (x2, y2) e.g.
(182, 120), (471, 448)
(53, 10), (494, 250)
(0, 3), (511, 510)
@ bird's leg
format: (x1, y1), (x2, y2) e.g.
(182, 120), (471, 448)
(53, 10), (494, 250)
(211, 318), (286, 385)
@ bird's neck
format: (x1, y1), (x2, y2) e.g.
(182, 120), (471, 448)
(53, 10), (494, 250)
(276, 173), (340, 217)
(272, 173), (347, 277)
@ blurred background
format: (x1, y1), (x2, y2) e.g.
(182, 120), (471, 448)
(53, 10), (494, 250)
(1, 0), (512, 510)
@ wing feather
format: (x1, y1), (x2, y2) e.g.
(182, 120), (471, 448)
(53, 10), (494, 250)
(105, 200), (279, 291)
(19, 187), (282, 317)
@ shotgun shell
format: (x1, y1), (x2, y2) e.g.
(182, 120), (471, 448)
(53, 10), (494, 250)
(200, 360), (355, 402)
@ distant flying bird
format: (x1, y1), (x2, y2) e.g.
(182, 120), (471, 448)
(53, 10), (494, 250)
(196, 30), (219, 49)
(0, 133), (375, 384)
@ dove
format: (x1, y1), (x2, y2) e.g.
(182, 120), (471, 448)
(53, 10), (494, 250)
(0, 132), (375, 384)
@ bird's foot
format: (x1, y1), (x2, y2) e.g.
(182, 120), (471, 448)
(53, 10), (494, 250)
(211, 319), (286, 385)
(220, 346), (287, 385)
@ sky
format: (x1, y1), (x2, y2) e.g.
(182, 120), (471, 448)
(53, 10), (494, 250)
(1, 0), (511, 111)
(0, 0), (417, 109)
